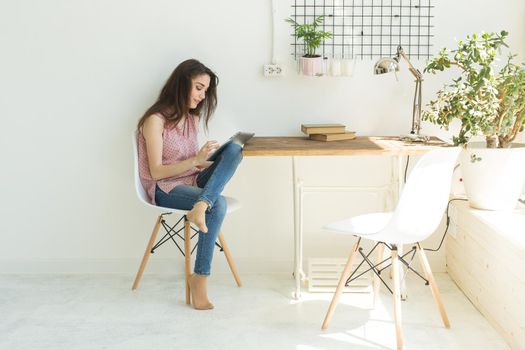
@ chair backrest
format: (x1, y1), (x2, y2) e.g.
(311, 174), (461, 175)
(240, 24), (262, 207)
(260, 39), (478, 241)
(132, 130), (154, 207)
(384, 147), (461, 243)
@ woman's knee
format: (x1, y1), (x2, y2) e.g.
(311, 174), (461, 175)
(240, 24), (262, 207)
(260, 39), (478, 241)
(212, 196), (228, 216)
(221, 143), (243, 162)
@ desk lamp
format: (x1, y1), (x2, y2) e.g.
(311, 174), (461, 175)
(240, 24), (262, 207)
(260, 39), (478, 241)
(374, 46), (430, 142)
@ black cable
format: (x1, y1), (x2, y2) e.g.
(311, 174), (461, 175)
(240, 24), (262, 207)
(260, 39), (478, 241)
(404, 155), (410, 183)
(424, 197), (468, 252)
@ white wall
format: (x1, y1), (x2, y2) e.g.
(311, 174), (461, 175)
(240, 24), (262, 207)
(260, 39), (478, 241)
(1, 0), (524, 275)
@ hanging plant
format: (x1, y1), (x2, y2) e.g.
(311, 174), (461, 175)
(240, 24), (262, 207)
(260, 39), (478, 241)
(286, 16), (333, 57)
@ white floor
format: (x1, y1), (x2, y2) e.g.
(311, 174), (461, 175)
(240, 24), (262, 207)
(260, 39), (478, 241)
(0, 273), (509, 350)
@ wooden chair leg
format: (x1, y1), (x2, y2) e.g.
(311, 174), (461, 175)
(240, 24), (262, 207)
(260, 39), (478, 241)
(391, 247), (404, 350)
(373, 243), (385, 308)
(184, 218), (192, 305)
(132, 215), (162, 290)
(416, 243), (450, 328)
(218, 231), (242, 287)
(389, 246), (408, 301)
(322, 240), (360, 330)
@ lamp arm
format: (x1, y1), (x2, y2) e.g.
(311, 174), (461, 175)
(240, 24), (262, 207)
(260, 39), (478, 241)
(397, 46), (423, 81)
(412, 79), (423, 135)
(397, 46), (423, 135)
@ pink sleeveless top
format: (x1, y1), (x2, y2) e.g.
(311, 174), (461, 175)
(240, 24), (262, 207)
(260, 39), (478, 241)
(138, 114), (201, 204)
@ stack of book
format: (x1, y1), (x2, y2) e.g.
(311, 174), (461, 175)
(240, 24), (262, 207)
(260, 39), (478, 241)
(301, 123), (356, 141)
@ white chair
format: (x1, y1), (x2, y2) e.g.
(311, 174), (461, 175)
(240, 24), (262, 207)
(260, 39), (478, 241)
(131, 131), (242, 304)
(321, 147), (461, 350)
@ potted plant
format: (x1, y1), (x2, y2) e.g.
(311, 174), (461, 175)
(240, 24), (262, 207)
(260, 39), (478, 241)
(423, 30), (525, 210)
(286, 16), (332, 76)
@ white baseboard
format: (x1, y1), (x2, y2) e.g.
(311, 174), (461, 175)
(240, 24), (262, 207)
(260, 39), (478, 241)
(0, 254), (445, 274)
(0, 258), (295, 275)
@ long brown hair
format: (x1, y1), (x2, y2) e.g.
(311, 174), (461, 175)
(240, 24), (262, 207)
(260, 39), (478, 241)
(137, 59), (218, 130)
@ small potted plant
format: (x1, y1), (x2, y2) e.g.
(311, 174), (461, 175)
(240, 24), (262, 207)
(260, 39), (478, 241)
(423, 30), (525, 210)
(286, 16), (332, 76)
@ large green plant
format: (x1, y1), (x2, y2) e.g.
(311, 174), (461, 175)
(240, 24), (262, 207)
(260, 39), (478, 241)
(422, 31), (525, 148)
(286, 16), (332, 57)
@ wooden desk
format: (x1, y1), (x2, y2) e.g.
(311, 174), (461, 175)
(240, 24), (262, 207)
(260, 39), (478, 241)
(243, 136), (446, 156)
(243, 136), (447, 299)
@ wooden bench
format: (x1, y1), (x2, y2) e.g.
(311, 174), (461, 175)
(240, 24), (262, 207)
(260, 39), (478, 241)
(446, 200), (525, 349)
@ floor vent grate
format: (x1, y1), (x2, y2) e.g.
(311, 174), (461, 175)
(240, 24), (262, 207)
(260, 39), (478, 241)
(307, 258), (372, 293)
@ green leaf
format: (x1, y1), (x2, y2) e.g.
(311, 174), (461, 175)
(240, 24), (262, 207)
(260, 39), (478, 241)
(423, 30), (525, 147)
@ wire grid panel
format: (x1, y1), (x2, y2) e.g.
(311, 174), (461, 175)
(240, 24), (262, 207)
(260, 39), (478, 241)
(308, 258), (372, 293)
(290, 0), (434, 60)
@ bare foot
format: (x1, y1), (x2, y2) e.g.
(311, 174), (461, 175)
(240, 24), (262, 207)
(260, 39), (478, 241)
(189, 274), (214, 310)
(187, 201), (208, 233)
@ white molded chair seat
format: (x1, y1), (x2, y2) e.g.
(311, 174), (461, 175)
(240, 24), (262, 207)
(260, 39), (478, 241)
(131, 130), (242, 304)
(137, 188), (241, 216)
(321, 146), (461, 350)
(324, 212), (393, 239)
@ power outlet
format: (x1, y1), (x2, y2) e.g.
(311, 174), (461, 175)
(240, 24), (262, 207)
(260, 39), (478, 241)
(263, 64), (283, 77)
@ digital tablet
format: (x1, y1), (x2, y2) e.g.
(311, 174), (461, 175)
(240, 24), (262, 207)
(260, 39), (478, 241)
(207, 132), (255, 161)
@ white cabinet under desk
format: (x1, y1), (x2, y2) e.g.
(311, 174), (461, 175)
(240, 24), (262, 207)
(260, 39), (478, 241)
(446, 200), (525, 350)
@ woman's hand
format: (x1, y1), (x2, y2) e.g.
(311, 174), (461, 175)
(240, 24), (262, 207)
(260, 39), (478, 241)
(194, 141), (219, 166)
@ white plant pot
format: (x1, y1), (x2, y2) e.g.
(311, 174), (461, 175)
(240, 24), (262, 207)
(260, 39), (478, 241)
(460, 142), (525, 210)
(300, 56), (324, 76)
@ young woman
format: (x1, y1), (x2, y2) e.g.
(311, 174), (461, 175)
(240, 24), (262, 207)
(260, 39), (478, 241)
(137, 59), (243, 310)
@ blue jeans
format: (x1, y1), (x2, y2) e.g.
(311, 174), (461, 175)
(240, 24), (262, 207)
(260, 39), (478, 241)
(155, 143), (243, 275)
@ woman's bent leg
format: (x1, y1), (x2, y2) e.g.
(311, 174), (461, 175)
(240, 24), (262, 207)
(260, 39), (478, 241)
(186, 143), (242, 232)
(196, 143), (243, 209)
(155, 184), (200, 210)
